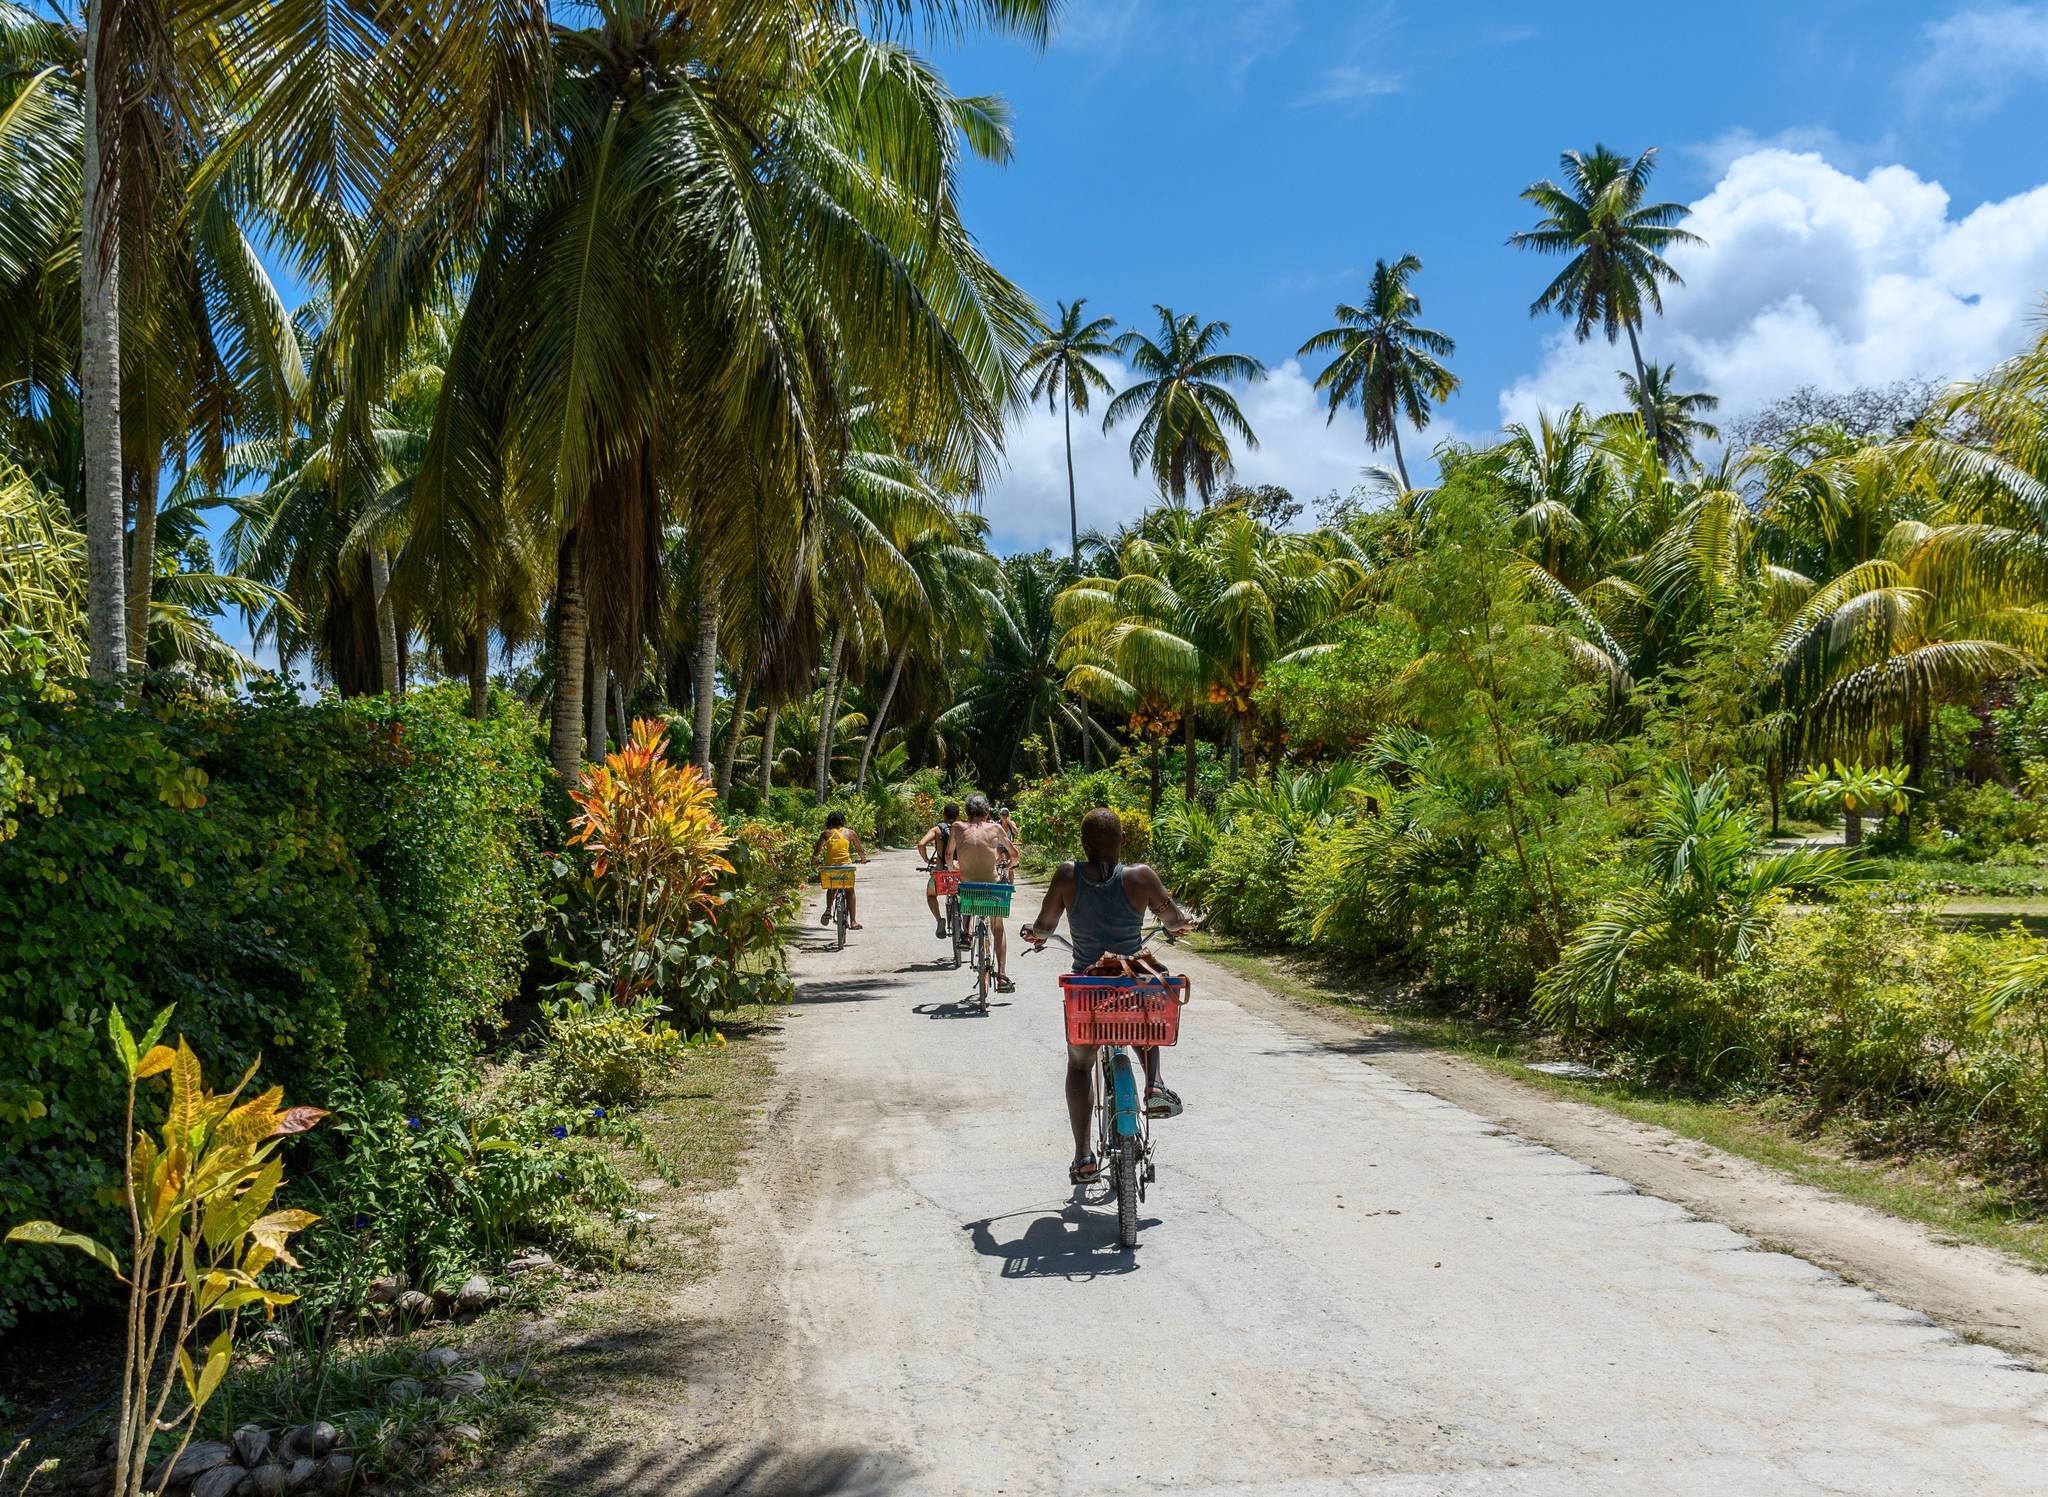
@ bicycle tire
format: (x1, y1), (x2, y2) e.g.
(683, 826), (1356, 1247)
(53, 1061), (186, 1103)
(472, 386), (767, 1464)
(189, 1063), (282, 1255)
(834, 892), (847, 951)
(974, 922), (990, 1009)
(1114, 1134), (1139, 1247)
(951, 898), (964, 967)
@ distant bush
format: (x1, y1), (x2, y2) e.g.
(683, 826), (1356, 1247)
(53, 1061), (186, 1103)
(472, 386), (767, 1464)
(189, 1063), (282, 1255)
(1938, 781), (2048, 862)
(0, 678), (554, 1327)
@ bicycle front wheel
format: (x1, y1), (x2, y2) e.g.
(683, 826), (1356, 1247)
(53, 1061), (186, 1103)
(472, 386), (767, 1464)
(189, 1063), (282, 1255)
(1114, 1134), (1139, 1248)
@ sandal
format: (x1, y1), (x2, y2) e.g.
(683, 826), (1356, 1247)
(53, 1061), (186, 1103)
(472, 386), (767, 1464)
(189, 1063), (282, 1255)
(1069, 1153), (1101, 1185)
(1144, 1085), (1184, 1119)
(995, 976), (1016, 993)
(849, 922), (863, 931)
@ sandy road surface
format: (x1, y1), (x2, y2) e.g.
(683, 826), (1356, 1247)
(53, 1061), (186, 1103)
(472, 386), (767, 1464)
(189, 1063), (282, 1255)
(688, 849), (2048, 1495)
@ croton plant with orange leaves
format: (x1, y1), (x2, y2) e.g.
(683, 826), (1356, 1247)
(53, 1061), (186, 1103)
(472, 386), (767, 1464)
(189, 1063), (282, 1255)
(566, 719), (734, 1002)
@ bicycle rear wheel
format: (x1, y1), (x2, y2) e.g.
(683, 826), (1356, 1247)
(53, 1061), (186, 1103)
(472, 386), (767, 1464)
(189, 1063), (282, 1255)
(1114, 1134), (1139, 1247)
(834, 892), (847, 950)
(949, 897), (964, 967)
(974, 922), (990, 1009)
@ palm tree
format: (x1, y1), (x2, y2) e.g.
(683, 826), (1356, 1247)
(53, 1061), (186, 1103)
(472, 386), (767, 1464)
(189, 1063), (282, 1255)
(1020, 299), (1119, 563)
(1103, 307), (1266, 507)
(942, 551), (1111, 785)
(1509, 146), (1703, 454)
(1536, 767), (1854, 1024)
(1298, 255), (1457, 491)
(1615, 363), (1720, 467)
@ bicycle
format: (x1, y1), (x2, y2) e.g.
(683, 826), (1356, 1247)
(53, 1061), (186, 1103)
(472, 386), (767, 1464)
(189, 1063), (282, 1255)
(819, 863), (857, 950)
(1027, 926), (1190, 1249)
(920, 866), (964, 966)
(956, 880), (1013, 1012)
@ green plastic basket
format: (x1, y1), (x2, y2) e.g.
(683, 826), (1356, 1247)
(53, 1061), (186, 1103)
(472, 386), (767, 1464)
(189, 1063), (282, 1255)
(957, 881), (1013, 917)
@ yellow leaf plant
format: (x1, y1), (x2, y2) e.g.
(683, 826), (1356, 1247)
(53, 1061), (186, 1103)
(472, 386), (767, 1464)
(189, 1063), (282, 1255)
(5, 1005), (326, 1497)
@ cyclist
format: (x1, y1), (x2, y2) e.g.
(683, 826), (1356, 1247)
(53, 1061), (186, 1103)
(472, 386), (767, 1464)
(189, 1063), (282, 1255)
(953, 793), (1018, 992)
(917, 802), (962, 938)
(1020, 806), (1195, 1184)
(995, 805), (1022, 883)
(812, 810), (867, 929)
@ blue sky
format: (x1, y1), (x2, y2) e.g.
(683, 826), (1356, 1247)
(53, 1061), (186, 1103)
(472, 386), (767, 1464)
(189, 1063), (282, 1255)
(929, 1), (2048, 551)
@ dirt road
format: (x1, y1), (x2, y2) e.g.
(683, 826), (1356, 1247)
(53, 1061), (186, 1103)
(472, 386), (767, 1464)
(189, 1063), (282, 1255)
(680, 850), (2048, 1494)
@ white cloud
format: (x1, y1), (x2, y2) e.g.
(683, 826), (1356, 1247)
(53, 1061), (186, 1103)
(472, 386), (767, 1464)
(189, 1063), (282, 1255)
(1908, 5), (2048, 116)
(980, 359), (1420, 553)
(1499, 148), (2048, 434)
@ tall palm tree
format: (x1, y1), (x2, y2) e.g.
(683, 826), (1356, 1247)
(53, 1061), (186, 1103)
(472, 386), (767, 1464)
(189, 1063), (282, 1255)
(1298, 254), (1457, 491)
(1509, 145), (1702, 454)
(1103, 306), (1266, 508)
(1019, 298), (1118, 564)
(1615, 363), (1719, 468)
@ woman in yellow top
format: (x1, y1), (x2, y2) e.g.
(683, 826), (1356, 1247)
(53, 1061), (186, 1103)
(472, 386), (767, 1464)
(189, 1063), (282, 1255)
(812, 810), (868, 929)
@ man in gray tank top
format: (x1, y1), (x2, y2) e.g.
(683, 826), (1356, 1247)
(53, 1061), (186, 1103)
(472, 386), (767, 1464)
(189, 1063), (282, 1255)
(1020, 807), (1196, 1185)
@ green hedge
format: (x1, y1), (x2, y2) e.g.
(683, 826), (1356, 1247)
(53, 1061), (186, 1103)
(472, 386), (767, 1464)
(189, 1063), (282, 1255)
(0, 678), (554, 1328)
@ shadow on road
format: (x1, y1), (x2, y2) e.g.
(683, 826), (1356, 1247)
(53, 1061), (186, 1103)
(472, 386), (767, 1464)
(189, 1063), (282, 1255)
(962, 1202), (1156, 1279)
(538, 1431), (915, 1496)
(912, 999), (1014, 1020)
(793, 979), (896, 1005)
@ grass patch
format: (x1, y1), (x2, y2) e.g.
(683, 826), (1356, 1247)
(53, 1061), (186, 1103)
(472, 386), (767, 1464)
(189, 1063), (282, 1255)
(1192, 936), (2048, 1274)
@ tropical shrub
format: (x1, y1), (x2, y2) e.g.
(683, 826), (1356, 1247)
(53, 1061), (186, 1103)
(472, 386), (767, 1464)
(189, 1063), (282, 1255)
(1937, 781), (2048, 862)
(526, 996), (685, 1110)
(5, 1007), (325, 1497)
(1786, 760), (1910, 847)
(1013, 765), (1151, 866)
(0, 679), (553, 1327)
(563, 719), (734, 1003)
(1538, 769), (1857, 1026)
(289, 1073), (634, 1312)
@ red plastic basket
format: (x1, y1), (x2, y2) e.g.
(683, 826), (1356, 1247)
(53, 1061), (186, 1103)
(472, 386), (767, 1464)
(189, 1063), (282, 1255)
(1060, 974), (1190, 1048)
(931, 869), (962, 896)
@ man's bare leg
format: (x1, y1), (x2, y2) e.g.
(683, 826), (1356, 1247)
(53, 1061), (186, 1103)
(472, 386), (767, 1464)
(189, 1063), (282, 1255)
(1065, 1045), (1096, 1174)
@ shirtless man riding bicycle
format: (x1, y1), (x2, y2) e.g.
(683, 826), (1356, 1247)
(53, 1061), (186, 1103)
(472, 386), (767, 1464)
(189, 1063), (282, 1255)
(952, 794), (1017, 992)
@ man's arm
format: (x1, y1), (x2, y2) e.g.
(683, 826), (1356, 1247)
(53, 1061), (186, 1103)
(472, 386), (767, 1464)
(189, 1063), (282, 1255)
(1127, 864), (1196, 934)
(1019, 862), (1075, 945)
(916, 827), (936, 862)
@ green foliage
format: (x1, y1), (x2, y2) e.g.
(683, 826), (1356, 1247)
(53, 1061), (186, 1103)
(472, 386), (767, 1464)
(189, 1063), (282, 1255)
(1251, 614), (1416, 759)
(0, 680), (552, 1327)
(289, 1074), (635, 1310)
(1936, 780), (2048, 862)
(1013, 765), (1152, 866)
(1538, 768), (1858, 1026)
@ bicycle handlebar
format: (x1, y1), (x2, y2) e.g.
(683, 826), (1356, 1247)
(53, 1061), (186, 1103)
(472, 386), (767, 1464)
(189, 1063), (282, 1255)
(1020, 920), (1192, 955)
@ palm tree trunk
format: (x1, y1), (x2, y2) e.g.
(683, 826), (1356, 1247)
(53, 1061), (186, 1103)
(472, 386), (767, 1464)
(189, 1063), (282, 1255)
(815, 626), (845, 804)
(1048, 712), (1063, 774)
(370, 546), (400, 694)
(467, 629), (489, 720)
(1389, 423), (1412, 493)
(549, 536), (586, 780)
(81, 0), (126, 683)
(1625, 322), (1661, 456)
(717, 650), (754, 799)
(759, 699), (780, 795)
(855, 644), (907, 794)
(1064, 400), (1080, 566)
(690, 577), (719, 773)
(1844, 805), (1863, 848)
(1183, 707), (1197, 804)
(585, 638), (608, 760)
(1081, 703), (1093, 770)
(1227, 716), (1240, 781)
(123, 451), (159, 673)
(1904, 716), (1932, 839)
